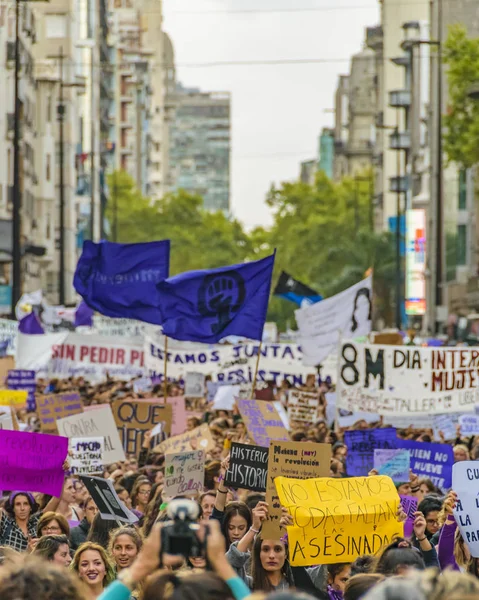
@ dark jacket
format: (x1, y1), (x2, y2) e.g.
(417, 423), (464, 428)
(70, 518), (90, 551)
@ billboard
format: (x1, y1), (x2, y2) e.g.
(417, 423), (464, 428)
(405, 208), (426, 316)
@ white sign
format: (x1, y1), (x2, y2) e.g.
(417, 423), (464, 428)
(70, 437), (104, 475)
(164, 449), (205, 497)
(459, 414), (479, 436)
(92, 316), (151, 338)
(288, 389), (319, 422)
(57, 406), (126, 464)
(212, 385), (240, 410)
(453, 461), (479, 557)
(337, 341), (479, 416)
(184, 372), (205, 397)
(0, 319), (18, 355)
(433, 413), (460, 440)
(405, 208), (426, 316)
(295, 276), (372, 366)
(0, 407), (14, 430)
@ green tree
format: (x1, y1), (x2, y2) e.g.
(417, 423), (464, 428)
(443, 24), (479, 167)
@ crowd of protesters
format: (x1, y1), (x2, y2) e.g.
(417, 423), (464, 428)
(1, 373), (479, 600)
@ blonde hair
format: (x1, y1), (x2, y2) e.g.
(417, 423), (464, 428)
(70, 542), (116, 587)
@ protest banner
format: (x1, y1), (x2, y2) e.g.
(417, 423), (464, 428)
(374, 449), (410, 482)
(337, 341), (479, 415)
(453, 461), (479, 557)
(0, 390), (28, 407)
(7, 369), (36, 411)
(237, 398), (289, 448)
(153, 423), (215, 455)
(295, 275), (372, 366)
(164, 449), (205, 497)
(397, 439), (453, 490)
(344, 428), (397, 477)
(262, 440), (331, 539)
(56, 405), (126, 463)
(144, 335), (336, 387)
(113, 400), (172, 456)
(459, 414), (479, 436)
(400, 495), (418, 538)
(0, 429), (68, 496)
(184, 372), (205, 397)
(36, 392), (84, 433)
(275, 474), (403, 565)
(287, 390), (320, 422)
(92, 316), (148, 338)
(70, 437), (104, 475)
(80, 475), (138, 523)
(224, 442), (269, 492)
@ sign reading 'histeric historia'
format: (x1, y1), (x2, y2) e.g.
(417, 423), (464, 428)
(338, 342), (479, 415)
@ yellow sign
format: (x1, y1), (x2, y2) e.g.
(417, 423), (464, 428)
(0, 390), (28, 406)
(275, 475), (403, 566)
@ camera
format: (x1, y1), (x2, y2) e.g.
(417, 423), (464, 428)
(160, 499), (208, 561)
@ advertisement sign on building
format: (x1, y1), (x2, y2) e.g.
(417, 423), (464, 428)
(405, 209), (426, 316)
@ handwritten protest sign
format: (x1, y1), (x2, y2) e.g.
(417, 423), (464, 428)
(288, 390), (319, 422)
(433, 413), (459, 440)
(400, 495), (418, 538)
(164, 449), (205, 497)
(56, 405), (125, 464)
(113, 400), (172, 456)
(396, 439), (453, 490)
(276, 475), (403, 565)
(337, 341), (479, 415)
(345, 428), (397, 477)
(237, 398), (289, 448)
(224, 442), (269, 492)
(36, 392), (84, 433)
(453, 461), (479, 557)
(262, 441), (331, 540)
(459, 414), (479, 436)
(0, 429), (68, 496)
(185, 372), (205, 397)
(7, 369), (36, 411)
(374, 449), (410, 482)
(70, 437), (104, 475)
(0, 390), (28, 406)
(153, 423), (215, 455)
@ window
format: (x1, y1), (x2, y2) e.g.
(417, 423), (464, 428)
(47, 95), (52, 122)
(457, 224), (467, 266)
(46, 154), (51, 181)
(459, 169), (467, 210)
(45, 14), (67, 38)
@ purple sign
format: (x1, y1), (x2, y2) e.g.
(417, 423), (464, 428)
(7, 369), (36, 411)
(400, 495), (418, 538)
(396, 438), (453, 490)
(345, 427), (397, 477)
(0, 429), (68, 496)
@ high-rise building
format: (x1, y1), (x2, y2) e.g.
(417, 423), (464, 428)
(169, 84), (231, 213)
(318, 128), (334, 179)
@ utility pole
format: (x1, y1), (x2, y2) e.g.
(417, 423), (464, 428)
(11, 0), (21, 318)
(58, 47), (66, 305)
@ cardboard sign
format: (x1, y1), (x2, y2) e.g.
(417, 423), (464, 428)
(113, 400), (172, 456)
(7, 369), (36, 411)
(164, 449), (205, 497)
(453, 461), (479, 557)
(0, 429), (68, 496)
(459, 414), (479, 436)
(36, 392), (83, 433)
(288, 390), (320, 422)
(0, 356), (15, 384)
(275, 475), (403, 565)
(185, 372), (205, 398)
(262, 440), (331, 540)
(70, 437), (104, 475)
(237, 398), (289, 448)
(374, 449), (410, 482)
(80, 475), (138, 523)
(344, 428), (397, 477)
(224, 442), (269, 492)
(56, 405), (126, 464)
(153, 423), (215, 455)
(397, 438), (453, 490)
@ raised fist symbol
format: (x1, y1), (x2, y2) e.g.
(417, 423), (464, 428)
(198, 271), (246, 335)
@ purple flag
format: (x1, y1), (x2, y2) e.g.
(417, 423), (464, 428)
(0, 429), (68, 496)
(74, 301), (94, 327)
(18, 312), (44, 334)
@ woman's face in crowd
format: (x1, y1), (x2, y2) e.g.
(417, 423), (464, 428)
(155, 471), (164, 485)
(417, 482), (430, 502)
(235, 422), (246, 435)
(53, 543), (72, 567)
(397, 483), (411, 496)
(201, 494), (215, 521)
(189, 556), (207, 569)
(260, 540), (286, 572)
(41, 519), (62, 535)
(85, 500), (99, 524)
(454, 446), (469, 462)
(137, 484), (152, 505)
(306, 375), (316, 388)
(13, 495), (32, 521)
(78, 550), (106, 587)
(330, 565), (351, 593)
(117, 490), (132, 510)
(111, 534), (139, 570)
(186, 418), (196, 431)
(334, 446), (347, 460)
(74, 481), (89, 504)
(62, 478), (77, 504)
(228, 514), (248, 543)
(425, 510), (440, 535)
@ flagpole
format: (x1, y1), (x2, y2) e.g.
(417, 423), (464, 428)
(251, 341), (263, 397)
(163, 336), (168, 399)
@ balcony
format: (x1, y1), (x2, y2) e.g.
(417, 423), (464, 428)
(389, 176), (409, 193)
(389, 89), (411, 108)
(389, 131), (410, 150)
(366, 26), (383, 50)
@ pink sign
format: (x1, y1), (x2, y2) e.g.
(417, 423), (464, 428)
(136, 397), (187, 436)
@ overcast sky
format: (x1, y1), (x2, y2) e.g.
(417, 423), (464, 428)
(162, 0), (380, 229)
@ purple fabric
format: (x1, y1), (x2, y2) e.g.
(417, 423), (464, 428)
(74, 301), (94, 327)
(19, 312), (44, 334)
(328, 587), (343, 600)
(438, 518), (460, 571)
